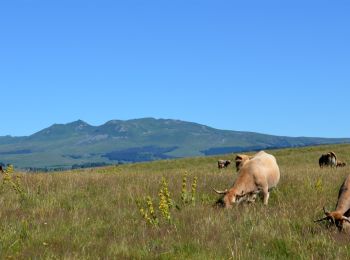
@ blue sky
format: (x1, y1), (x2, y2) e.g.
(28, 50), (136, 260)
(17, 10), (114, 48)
(0, 0), (349, 138)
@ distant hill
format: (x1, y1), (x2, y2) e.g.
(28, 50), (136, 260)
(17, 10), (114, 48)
(0, 118), (349, 169)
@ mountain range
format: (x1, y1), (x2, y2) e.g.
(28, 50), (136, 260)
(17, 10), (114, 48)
(0, 118), (349, 169)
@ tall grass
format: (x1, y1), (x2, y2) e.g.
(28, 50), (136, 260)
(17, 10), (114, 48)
(1, 144), (350, 259)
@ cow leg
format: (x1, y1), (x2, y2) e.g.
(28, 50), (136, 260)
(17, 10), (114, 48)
(262, 186), (269, 205)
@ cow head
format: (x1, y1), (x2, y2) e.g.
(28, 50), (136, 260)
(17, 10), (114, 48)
(213, 188), (236, 208)
(315, 207), (350, 230)
(213, 188), (256, 208)
(235, 154), (251, 171)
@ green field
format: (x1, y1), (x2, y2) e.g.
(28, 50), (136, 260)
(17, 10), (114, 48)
(1, 144), (350, 259)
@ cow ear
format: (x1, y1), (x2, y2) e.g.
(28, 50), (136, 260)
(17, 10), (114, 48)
(323, 206), (330, 215)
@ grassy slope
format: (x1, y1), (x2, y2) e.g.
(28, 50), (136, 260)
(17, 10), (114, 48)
(1, 144), (350, 259)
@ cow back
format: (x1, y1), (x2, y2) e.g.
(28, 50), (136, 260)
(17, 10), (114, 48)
(241, 151), (280, 189)
(335, 175), (350, 215)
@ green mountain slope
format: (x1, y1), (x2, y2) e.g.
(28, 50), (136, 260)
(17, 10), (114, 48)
(0, 118), (349, 169)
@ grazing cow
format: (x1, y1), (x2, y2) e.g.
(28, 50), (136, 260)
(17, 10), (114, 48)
(315, 174), (350, 230)
(319, 152), (337, 168)
(235, 154), (252, 172)
(213, 151), (280, 208)
(218, 160), (231, 169)
(0, 165), (3, 173)
(337, 161), (347, 168)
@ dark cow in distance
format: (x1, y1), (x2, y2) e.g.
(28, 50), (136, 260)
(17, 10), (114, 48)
(337, 161), (347, 168)
(218, 160), (231, 169)
(319, 152), (337, 168)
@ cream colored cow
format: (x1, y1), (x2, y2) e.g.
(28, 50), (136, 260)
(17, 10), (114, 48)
(214, 151), (280, 208)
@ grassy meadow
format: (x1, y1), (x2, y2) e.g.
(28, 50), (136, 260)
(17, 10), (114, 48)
(1, 144), (350, 259)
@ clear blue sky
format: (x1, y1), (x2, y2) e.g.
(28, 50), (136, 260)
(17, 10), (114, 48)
(0, 0), (349, 138)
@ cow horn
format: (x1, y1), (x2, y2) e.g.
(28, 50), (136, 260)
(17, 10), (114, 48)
(212, 188), (228, 194)
(342, 216), (350, 223)
(314, 207), (332, 223)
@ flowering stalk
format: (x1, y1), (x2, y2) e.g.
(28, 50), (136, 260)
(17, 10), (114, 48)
(191, 176), (198, 204)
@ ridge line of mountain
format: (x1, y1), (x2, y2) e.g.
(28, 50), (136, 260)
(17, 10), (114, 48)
(0, 117), (349, 169)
